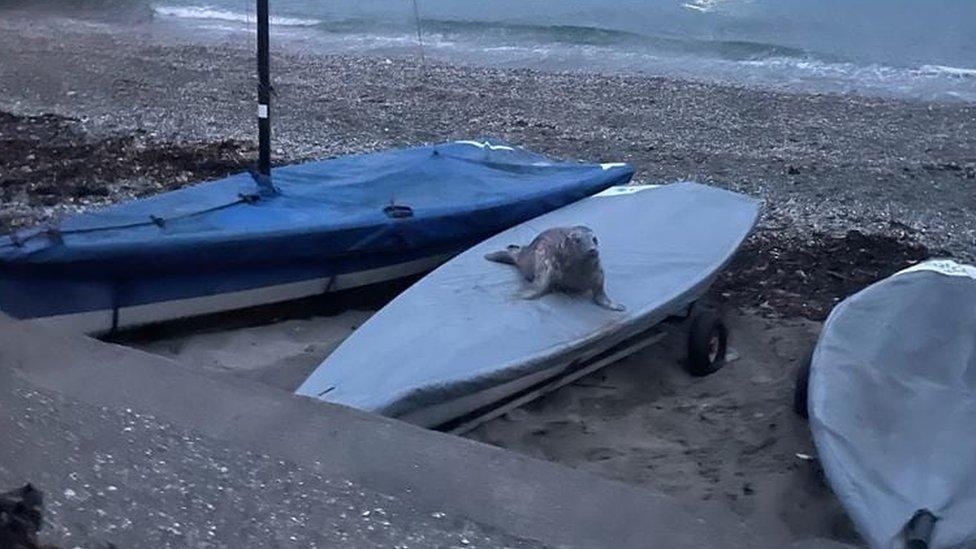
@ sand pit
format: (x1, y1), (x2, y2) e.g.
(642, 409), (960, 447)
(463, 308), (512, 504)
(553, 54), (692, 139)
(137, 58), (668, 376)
(133, 310), (371, 391)
(121, 307), (862, 546)
(467, 312), (861, 545)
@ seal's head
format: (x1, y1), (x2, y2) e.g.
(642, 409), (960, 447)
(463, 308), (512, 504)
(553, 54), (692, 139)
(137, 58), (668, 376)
(564, 225), (600, 259)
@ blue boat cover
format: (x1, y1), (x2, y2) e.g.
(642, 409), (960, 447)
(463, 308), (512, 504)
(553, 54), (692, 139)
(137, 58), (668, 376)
(0, 139), (633, 318)
(809, 260), (976, 549)
(1, 139), (631, 273)
(296, 182), (760, 424)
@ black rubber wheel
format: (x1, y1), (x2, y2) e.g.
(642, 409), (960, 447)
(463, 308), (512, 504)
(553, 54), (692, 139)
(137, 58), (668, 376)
(793, 350), (813, 419)
(687, 309), (728, 376)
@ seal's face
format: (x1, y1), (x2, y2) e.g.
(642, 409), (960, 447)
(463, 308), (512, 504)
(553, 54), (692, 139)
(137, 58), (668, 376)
(567, 226), (600, 259)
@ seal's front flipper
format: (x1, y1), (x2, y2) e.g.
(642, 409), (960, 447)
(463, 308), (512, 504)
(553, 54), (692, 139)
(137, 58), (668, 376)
(485, 246), (519, 265)
(519, 267), (552, 300)
(519, 285), (550, 300)
(594, 289), (625, 311)
(519, 286), (551, 300)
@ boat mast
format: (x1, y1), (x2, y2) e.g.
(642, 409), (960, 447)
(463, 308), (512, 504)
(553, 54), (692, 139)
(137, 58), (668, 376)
(255, 0), (275, 194)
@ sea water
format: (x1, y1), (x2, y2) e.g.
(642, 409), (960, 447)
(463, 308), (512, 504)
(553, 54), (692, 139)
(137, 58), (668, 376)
(152, 0), (976, 102)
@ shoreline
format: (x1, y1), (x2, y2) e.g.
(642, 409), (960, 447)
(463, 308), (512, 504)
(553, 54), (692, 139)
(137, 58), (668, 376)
(15, 3), (976, 104)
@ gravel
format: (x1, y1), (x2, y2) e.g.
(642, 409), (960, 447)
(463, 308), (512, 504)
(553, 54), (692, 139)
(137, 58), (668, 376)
(1, 379), (541, 548)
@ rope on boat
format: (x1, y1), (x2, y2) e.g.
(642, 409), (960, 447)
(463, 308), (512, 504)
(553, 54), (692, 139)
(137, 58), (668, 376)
(2, 193), (263, 248)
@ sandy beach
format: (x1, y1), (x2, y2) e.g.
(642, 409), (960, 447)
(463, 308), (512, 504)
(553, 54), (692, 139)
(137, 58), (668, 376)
(3, 7), (976, 547)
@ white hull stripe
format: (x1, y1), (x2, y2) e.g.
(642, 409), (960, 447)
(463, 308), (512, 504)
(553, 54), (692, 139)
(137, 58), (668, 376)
(29, 254), (451, 335)
(895, 259), (976, 280)
(398, 328), (667, 431)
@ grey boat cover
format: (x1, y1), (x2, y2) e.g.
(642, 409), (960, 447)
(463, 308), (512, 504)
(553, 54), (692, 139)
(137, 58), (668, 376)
(296, 182), (760, 420)
(809, 259), (976, 549)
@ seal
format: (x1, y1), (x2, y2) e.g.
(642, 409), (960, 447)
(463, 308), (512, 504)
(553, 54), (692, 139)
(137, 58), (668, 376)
(485, 225), (624, 311)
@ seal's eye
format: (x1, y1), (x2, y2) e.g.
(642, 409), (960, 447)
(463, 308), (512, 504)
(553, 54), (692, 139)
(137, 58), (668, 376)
(592, 236), (599, 246)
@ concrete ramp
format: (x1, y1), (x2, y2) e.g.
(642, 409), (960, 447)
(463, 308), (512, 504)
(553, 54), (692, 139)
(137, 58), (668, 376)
(0, 315), (764, 548)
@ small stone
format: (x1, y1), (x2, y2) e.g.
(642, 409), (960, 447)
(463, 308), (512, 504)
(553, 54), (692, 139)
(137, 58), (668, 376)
(726, 348), (741, 362)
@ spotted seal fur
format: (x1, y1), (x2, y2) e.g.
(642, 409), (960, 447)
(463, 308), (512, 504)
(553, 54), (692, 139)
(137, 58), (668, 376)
(485, 226), (624, 311)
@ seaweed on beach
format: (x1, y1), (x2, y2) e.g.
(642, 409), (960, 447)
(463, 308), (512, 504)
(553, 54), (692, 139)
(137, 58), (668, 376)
(716, 229), (941, 320)
(0, 111), (253, 232)
(0, 484), (59, 549)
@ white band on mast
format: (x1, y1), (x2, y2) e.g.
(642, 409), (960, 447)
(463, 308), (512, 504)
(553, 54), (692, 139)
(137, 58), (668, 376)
(258, 104), (269, 119)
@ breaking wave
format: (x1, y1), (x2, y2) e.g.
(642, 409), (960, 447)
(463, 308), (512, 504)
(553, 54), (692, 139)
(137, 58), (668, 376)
(153, 5), (321, 27)
(151, 1), (976, 102)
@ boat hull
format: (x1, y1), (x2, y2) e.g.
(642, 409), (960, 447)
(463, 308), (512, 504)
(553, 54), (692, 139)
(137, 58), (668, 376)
(17, 252), (452, 335)
(1, 140), (634, 333)
(808, 259), (976, 548)
(297, 182), (761, 425)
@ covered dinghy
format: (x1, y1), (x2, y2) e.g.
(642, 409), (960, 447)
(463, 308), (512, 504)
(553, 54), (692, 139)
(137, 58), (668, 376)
(807, 259), (976, 549)
(297, 182), (760, 427)
(0, 139), (632, 334)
